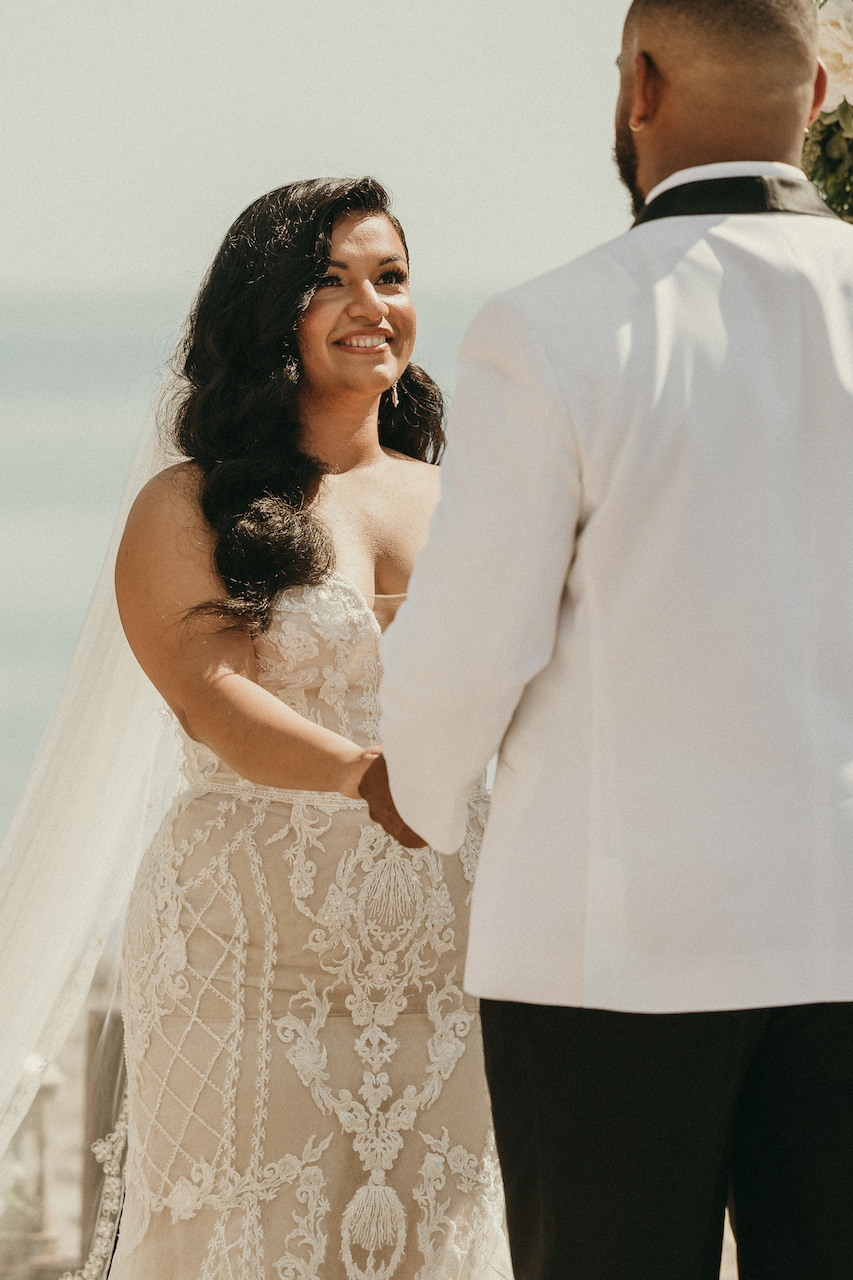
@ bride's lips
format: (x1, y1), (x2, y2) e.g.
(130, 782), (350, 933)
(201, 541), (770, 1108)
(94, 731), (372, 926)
(334, 329), (393, 352)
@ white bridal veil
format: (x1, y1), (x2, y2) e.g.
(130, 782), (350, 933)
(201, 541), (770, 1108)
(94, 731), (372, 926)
(0, 414), (180, 1157)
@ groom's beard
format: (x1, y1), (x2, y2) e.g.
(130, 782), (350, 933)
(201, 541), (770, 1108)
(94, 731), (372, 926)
(614, 113), (645, 218)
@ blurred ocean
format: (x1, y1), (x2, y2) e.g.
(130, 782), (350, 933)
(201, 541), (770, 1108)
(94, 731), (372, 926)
(0, 288), (488, 837)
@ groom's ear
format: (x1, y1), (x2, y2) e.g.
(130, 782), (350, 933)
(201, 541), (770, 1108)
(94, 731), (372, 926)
(808, 59), (827, 127)
(630, 51), (662, 130)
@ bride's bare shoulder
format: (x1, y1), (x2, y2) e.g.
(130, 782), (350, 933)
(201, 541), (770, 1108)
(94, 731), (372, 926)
(133, 460), (204, 511)
(119, 461), (215, 579)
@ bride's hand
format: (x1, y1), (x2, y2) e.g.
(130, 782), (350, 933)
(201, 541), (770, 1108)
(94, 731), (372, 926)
(357, 753), (426, 848)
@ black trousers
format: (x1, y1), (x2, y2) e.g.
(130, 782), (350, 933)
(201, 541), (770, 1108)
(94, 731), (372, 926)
(479, 999), (853, 1280)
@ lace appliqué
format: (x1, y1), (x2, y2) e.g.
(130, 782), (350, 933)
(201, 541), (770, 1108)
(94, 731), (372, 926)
(61, 1093), (128, 1280)
(270, 810), (485, 1279)
(413, 1129), (510, 1278)
(256, 575), (382, 748)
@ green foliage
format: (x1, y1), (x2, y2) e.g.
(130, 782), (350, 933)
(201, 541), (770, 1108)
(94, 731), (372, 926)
(803, 100), (853, 222)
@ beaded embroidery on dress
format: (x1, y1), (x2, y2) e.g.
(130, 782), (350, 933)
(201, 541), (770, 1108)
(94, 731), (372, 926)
(112, 573), (512, 1280)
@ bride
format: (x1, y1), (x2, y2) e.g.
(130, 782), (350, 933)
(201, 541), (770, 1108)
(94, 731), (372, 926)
(103, 176), (510, 1279)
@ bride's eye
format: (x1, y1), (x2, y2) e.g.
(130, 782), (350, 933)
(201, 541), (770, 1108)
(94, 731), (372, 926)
(377, 267), (408, 287)
(316, 274), (343, 288)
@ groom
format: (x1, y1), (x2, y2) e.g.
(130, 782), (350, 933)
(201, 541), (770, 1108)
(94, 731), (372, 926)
(361, 0), (853, 1275)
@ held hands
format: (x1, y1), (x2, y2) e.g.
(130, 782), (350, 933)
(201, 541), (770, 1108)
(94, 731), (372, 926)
(338, 746), (383, 799)
(337, 746), (426, 848)
(356, 753), (427, 849)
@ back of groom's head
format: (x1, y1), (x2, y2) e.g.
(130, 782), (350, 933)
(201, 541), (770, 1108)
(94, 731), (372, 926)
(616, 0), (824, 211)
(626, 0), (818, 70)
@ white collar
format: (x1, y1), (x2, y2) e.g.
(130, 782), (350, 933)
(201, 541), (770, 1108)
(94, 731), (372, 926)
(645, 161), (808, 207)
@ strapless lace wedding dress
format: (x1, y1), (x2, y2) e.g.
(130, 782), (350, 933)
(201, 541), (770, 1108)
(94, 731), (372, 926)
(111, 572), (512, 1280)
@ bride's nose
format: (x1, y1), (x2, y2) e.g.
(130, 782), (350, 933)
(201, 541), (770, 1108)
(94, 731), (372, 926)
(347, 279), (389, 322)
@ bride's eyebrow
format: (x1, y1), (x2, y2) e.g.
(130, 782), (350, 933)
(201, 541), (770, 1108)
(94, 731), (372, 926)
(325, 255), (405, 270)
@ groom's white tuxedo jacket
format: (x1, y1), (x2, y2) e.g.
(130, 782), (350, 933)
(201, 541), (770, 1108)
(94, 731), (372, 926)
(380, 161), (853, 1013)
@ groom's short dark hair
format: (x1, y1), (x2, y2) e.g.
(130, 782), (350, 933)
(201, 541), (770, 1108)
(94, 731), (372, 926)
(626, 0), (818, 66)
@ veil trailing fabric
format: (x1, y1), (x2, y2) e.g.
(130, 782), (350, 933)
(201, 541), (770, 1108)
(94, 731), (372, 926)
(0, 414), (182, 1162)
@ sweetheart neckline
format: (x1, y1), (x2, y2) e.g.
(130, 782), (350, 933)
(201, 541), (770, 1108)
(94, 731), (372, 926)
(331, 571), (407, 638)
(270, 570), (405, 637)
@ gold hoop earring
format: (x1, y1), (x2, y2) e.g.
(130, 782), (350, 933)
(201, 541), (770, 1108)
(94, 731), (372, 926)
(629, 119), (644, 133)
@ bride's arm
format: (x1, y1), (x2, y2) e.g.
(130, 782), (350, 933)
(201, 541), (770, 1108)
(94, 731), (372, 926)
(115, 464), (377, 798)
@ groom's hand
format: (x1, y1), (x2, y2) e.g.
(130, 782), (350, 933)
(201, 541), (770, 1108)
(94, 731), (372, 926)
(359, 753), (426, 849)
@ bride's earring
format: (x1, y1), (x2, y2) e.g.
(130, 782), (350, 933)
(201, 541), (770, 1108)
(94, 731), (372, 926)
(391, 382), (399, 408)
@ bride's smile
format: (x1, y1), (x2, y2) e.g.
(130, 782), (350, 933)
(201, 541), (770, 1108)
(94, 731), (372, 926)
(335, 330), (392, 350)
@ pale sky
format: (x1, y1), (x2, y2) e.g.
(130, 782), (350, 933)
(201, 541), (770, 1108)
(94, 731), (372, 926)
(3, 0), (633, 299)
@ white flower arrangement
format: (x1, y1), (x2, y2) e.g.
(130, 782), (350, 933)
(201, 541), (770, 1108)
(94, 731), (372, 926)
(819, 0), (853, 110)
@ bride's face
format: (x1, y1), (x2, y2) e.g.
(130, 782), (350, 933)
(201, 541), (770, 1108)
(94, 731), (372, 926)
(297, 212), (416, 403)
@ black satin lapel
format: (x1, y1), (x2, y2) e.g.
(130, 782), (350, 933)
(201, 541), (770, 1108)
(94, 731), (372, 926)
(633, 176), (838, 227)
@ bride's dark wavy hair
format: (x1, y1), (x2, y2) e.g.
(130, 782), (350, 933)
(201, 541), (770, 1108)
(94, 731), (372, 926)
(169, 176), (445, 632)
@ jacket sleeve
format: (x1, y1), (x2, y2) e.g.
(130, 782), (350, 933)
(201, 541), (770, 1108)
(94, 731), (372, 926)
(379, 293), (582, 852)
